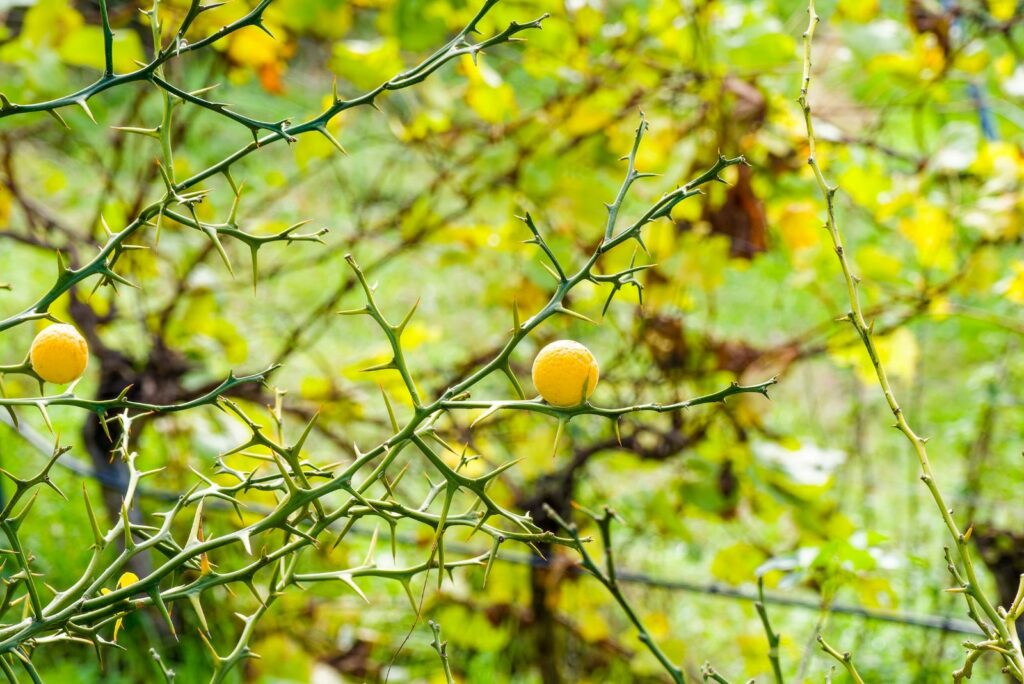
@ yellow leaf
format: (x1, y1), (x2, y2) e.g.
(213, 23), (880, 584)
(956, 44), (988, 74)
(394, 110), (451, 141)
(970, 140), (1023, 184)
(856, 245), (903, 283)
(837, 0), (879, 21)
(991, 0), (1017, 21)
(996, 54), (1016, 79)
(331, 38), (403, 91)
(837, 163), (891, 212)
(58, 25), (145, 73)
(899, 203), (954, 269)
(227, 26), (285, 68)
(830, 327), (918, 385)
(562, 90), (622, 136)
(400, 321), (439, 350)
(117, 572), (140, 589)
(645, 610), (670, 640)
(710, 542), (767, 585)
(774, 200), (822, 252)
(101, 572), (140, 641)
(577, 608), (611, 642)
(1001, 261), (1024, 304)
(855, 576), (898, 609)
(20, 0), (83, 48)
(738, 631), (772, 675)
(928, 295), (952, 319)
(460, 56), (517, 124)
(0, 187), (10, 225)
(293, 132), (336, 170)
(914, 33), (946, 76)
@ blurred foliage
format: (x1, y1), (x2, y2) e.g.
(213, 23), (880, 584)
(0, 0), (1023, 681)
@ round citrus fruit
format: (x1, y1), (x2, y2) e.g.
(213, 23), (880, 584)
(29, 324), (89, 385)
(531, 340), (599, 407)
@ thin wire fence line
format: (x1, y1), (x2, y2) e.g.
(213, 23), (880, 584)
(0, 411), (982, 636)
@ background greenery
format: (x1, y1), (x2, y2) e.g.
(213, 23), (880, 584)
(1, 0), (1023, 681)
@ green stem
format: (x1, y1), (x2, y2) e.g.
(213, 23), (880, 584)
(817, 636), (865, 684)
(799, 1), (1024, 678)
(546, 506), (686, 684)
(428, 620), (456, 684)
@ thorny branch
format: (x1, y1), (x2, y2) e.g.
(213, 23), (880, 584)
(799, 0), (1024, 679)
(0, 3), (772, 681)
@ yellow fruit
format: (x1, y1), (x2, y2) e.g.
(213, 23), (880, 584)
(531, 340), (600, 407)
(29, 324), (88, 384)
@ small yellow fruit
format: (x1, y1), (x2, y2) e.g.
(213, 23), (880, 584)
(531, 340), (600, 407)
(29, 324), (89, 385)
